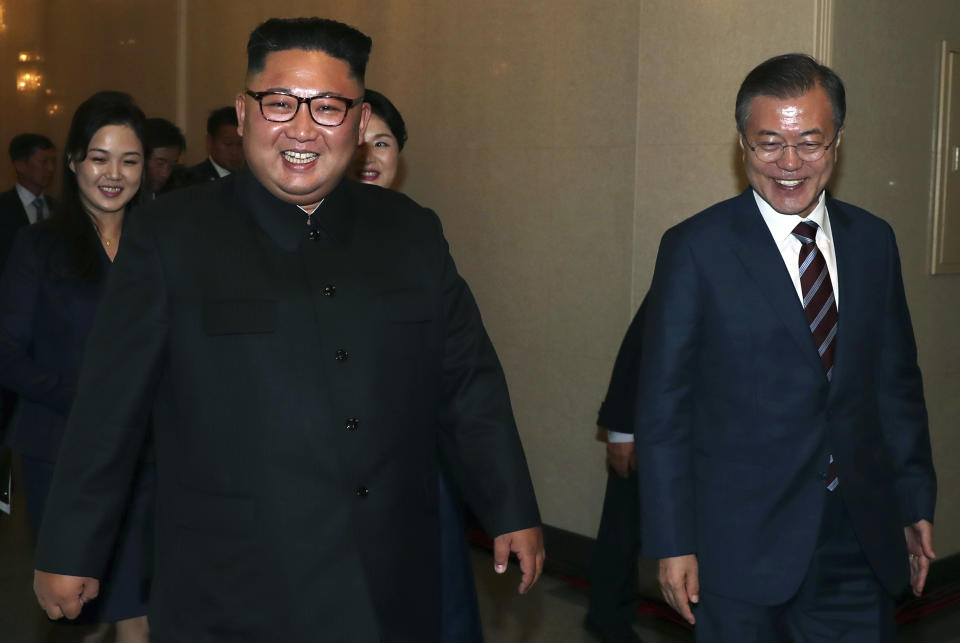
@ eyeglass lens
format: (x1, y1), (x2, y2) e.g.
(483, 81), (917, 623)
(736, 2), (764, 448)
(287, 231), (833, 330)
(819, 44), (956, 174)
(752, 138), (834, 163)
(260, 93), (350, 126)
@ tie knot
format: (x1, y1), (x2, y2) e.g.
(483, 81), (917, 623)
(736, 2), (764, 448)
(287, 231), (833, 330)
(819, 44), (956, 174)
(792, 220), (818, 245)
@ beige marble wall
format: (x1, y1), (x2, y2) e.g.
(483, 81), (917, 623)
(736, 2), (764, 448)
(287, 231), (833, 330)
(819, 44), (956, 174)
(0, 0), (955, 553)
(0, 0), (177, 190)
(0, 0), (50, 184)
(632, 2), (820, 302)
(831, 0), (960, 555)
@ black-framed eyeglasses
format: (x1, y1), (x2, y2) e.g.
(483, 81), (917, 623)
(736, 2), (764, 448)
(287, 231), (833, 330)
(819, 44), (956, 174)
(745, 129), (841, 163)
(245, 89), (364, 127)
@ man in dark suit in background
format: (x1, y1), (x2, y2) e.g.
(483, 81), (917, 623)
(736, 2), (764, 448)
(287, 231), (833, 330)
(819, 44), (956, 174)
(0, 134), (57, 269)
(186, 106), (245, 183)
(637, 54), (936, 641)
(143, 117), (186, 199)
(33, 17), (543, 642)
(587, 301), (646, 643)
(0, 134), (57, 477)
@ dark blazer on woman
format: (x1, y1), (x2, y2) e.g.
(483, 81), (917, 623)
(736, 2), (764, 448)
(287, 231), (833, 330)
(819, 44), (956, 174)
(0, 222), (104, 460)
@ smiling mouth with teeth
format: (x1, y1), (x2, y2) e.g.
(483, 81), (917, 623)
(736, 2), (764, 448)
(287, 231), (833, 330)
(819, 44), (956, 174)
(283, 150), (319, 164)
(100, 186), (122, 194)
(774, 178), (804, 187)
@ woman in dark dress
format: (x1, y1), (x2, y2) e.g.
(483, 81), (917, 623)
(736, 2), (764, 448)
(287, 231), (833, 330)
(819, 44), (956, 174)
(0, 91), (152, 643)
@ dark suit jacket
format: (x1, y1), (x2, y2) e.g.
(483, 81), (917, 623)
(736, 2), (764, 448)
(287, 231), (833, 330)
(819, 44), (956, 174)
(636, 189), (936, 605)
(0, 189), (30, 438)
(597, 300), (645, 433)
(0, 224), (104, 459)
(35, 170), (541, 642)
(0, 189), (30, 272)
(0, 191), (59, 440)
(0, 189), (57, 265)
(186, 158), (223, 185)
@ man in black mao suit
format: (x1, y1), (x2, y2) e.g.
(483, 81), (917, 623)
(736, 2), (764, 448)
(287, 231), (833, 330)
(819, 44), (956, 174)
(33, 17), (544, 642)
(637, 54), (936, 641)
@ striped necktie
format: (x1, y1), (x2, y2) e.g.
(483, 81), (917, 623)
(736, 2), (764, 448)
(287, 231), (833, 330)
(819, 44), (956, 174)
(792, 221), (838, 380)
(792, 220), (839, 491)
(31, 197), (46, 221)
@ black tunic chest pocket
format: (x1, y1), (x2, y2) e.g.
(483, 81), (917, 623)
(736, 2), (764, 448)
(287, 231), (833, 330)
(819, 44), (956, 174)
(202, 298), (277, 335)
(378, 289), (433, 324)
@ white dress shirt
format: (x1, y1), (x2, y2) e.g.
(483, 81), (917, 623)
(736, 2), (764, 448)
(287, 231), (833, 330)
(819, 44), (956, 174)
(754, 190), (839, 308)
(15, 183), (48, 224)
(209, 157), (231, 178)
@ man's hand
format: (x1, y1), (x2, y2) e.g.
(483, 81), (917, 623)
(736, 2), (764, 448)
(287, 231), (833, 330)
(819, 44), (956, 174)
(34, 570), (99, 620)
(658, 554), (699, 625)
(606, 441), (636, 478)
(905, 519), (935, 597)
(492, 526), (545, 594)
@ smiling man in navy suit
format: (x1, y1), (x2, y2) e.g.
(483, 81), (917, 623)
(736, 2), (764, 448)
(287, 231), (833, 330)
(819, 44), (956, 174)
(636, 54), (936, 641)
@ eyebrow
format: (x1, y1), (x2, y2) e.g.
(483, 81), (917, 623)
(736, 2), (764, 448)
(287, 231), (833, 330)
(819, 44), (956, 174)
(755, 128), (825, 138)
(88, 147), (143, 157)
(260, 87), (347, 98)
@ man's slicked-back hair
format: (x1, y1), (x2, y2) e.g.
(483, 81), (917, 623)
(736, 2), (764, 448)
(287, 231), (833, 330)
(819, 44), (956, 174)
(144, 117), (186, 155)
(246, 17), (372, 83)
(206, 106), (238, 137)
(9, 133), (55, 162)
(735, 53), (846, 135)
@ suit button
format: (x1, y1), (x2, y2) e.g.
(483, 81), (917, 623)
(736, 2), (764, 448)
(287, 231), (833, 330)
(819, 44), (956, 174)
(323, 284), (337, 297)
(308, 229), (321, 241)
(345, 417), (359, 431)
(335, 349), (349, 361)
(356, 486), (368, 497)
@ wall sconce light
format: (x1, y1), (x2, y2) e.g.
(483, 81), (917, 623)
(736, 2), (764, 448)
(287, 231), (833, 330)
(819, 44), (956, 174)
(16, 51), (45, 92)
(0, 4), (8, 35)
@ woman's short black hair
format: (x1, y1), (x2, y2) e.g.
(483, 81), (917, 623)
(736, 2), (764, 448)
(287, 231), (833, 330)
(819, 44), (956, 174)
(364, 89), (407, 151)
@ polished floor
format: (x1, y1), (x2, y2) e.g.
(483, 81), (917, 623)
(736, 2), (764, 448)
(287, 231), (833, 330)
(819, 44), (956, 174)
(2, 466), (959, 642)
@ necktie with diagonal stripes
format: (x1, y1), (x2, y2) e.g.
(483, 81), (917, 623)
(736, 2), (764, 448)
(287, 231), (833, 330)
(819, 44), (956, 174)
(32, 196), (46, 221)
(792, 220), (839, 490)
(792, 221), (838, 380)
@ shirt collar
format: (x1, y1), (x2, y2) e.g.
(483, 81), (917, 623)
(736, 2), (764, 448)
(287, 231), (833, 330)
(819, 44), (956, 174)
(753, 190), (832, 246)
(15, 183), (44, 209)
(235, 167), (353, 251)
(209, 157), (231, 178)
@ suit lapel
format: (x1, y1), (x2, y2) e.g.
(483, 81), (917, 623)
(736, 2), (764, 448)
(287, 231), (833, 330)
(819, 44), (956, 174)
(729, 190), (825, 378)
(825, 197), (860, 396)
(0, 189), (30, 225)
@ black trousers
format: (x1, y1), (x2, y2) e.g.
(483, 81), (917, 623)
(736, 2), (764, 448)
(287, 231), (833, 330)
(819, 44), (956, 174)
(588, 469), (641, 629)
(694, 491), (896, 642)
